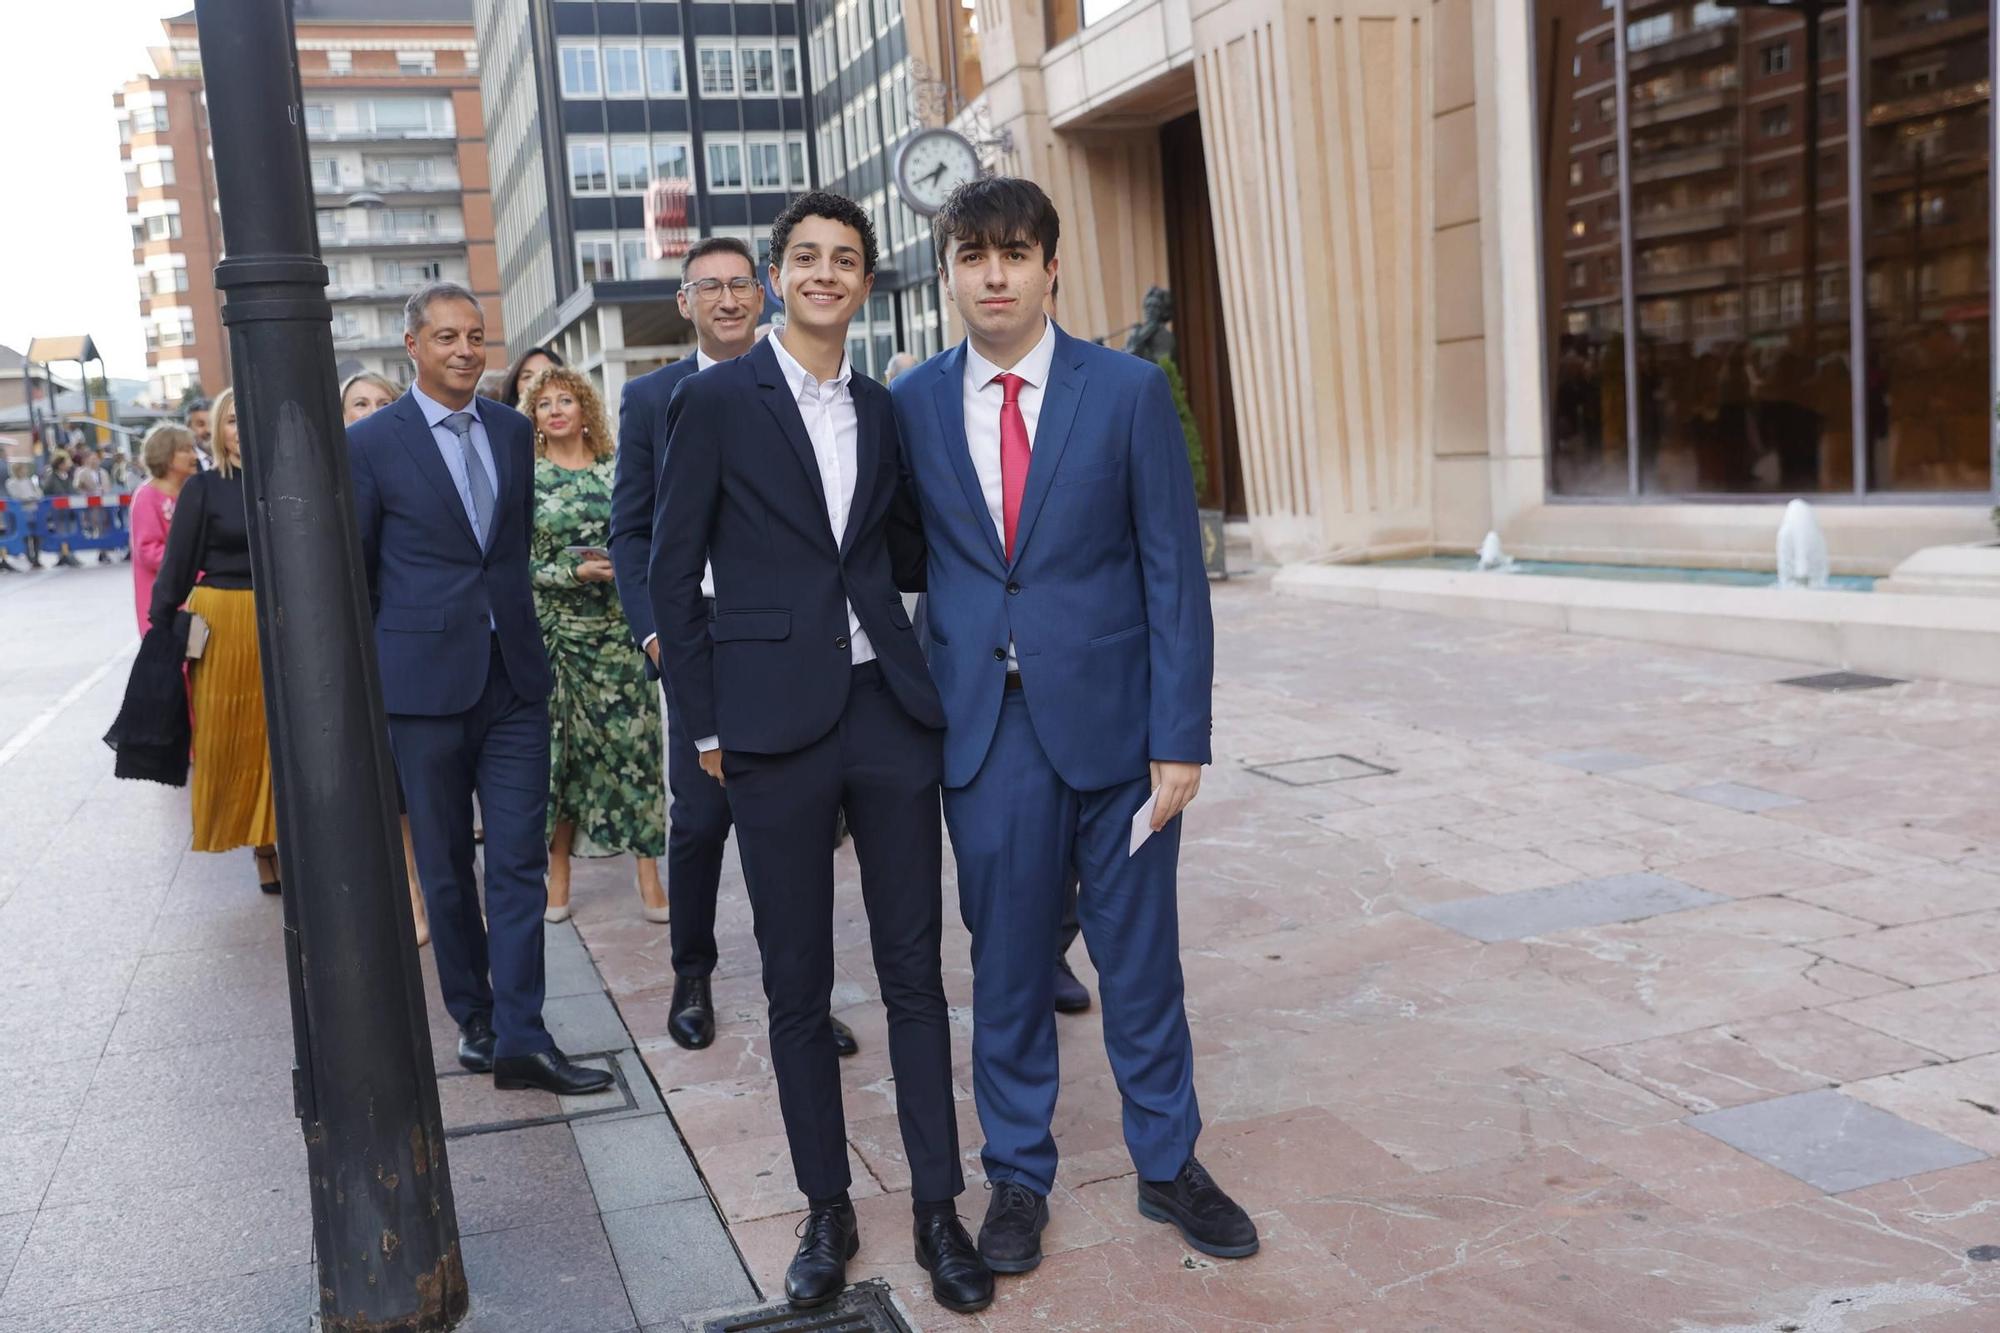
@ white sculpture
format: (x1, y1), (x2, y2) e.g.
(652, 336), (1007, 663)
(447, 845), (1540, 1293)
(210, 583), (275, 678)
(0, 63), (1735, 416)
(1775, 499), (1830, 589)
(1477, 531), (1516, 572)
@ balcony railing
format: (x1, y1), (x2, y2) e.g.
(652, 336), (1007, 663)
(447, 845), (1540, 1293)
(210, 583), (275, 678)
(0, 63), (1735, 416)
(1628, 22), (1736, 74)
(1633, 203), (1740, 241)
(1630, 142), (1737, 185)
(313, 172), (463, 198)
(318, 227), (466, 249)
(309, 126), (456, 143)
(1635, 262), (1742, 296)
(1629, 84), (1737, 130)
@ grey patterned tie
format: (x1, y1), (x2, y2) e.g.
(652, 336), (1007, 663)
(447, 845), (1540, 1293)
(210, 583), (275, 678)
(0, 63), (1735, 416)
(442, 411), (494, 545)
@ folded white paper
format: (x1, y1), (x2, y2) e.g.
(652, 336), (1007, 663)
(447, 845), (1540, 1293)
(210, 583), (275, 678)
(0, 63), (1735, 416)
(1129, 790), (1159, 857)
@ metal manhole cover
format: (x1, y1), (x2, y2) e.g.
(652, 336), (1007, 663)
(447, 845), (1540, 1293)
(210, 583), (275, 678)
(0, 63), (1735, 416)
(1778, 671), (1905, 692)
(1247, 753), (1396, 786)
(701, 1281), (913, 1332)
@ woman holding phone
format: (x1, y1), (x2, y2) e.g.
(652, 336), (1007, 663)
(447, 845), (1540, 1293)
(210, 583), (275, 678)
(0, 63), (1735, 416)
(526, 364), (668, 922)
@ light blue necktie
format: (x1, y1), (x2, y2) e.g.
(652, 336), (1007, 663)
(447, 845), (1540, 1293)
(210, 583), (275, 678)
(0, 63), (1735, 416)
(442, 411), (493, 544)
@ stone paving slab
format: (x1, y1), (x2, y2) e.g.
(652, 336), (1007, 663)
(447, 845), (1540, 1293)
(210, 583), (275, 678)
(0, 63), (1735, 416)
(564, 572), (2000, 1329)
(1689, 1090), (1987, 1194)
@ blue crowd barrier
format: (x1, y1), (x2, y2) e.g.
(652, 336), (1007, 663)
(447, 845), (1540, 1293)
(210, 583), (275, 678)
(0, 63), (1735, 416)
(0, 498), (27, 560)
(18, 494), (134, 559)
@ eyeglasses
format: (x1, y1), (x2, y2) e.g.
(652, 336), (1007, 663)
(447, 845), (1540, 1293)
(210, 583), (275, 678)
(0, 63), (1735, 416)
(681, 276), (758, 302)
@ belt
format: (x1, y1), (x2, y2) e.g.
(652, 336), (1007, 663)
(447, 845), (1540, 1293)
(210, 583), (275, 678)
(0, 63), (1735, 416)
(1004, 672), (1023, 692)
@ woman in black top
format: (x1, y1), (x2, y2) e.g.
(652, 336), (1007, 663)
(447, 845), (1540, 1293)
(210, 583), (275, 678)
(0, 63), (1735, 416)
(149, 387), (280, 892)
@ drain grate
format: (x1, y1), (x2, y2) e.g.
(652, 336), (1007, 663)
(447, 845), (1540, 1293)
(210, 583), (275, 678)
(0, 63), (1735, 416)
(1778, 671), (1906, 692)
(701, 1281), (913, 1332)
(1247, 753), (1396, 786)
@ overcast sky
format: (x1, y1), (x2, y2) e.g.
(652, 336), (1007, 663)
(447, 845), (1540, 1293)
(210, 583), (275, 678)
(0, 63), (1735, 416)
(0, 2), (194, 381)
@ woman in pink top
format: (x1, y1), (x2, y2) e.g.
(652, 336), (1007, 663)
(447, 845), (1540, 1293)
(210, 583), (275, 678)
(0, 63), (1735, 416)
(130, 422), (199, 633)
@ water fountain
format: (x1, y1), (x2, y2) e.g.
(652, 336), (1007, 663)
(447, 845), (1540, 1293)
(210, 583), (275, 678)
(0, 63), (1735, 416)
(1775, 499), (1830, 589)
(1476, 531), (1517, 573)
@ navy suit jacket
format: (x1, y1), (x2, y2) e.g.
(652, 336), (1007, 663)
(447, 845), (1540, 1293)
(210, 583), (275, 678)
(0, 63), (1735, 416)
(647, 337), (941, 756)
(889, 326), (1213, 791)
(347, 391), (553, 716)
(609, 355), (702, 670)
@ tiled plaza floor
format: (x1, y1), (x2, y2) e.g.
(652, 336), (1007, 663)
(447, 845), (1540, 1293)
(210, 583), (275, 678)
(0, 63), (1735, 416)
(564, 571), (2000, 1331)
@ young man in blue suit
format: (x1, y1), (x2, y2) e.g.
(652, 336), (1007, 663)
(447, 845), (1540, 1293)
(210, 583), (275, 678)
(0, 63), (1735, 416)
(648, 193), (992, 1313)
(889, 179), (1256, 1274)
(609, 238), (859, 1061)
(348, 282), (613, 1098)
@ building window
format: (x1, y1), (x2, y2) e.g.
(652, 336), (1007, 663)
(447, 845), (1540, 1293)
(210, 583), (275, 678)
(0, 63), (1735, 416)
(621, 237), (649, 282)
(137, 161), (176, 188)
(327, 50), (352, 75)
(786, 138), (809, 190)
(311, 158), (341, 191)
(1534, 0), (1994, 499)
(612, 142), (651, 193)
(131, 103), (170, 134)
(397, 51), (436, 76)
(707, 140), (744, 190)
(604, 45), (643, 98)
(741, 45), (778, 96)
(653, 139), (691, 181)
(579, 238), (616, 283)
(698, 45), (737, 97)
(748, 141), (784, 190)
(645, 44), (685, 97)
(779, 44), (801, 96)
(303, 104), (333, 134)
(1598, 150), (1616, 179)
(569, 141), (609, 193)
(143, 213), (181, 240)
(560, 44), (601, 98)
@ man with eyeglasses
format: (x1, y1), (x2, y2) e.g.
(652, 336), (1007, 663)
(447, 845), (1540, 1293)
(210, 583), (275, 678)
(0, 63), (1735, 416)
(610, 236), (860, 1059)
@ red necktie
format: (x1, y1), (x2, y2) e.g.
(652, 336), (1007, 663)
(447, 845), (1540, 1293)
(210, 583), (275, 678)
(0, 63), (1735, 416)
(996, 373), (1030, 559)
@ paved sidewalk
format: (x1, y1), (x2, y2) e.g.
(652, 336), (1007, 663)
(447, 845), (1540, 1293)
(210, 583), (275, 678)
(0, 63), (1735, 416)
(567, 571), (2000, 1331)
(0, 565), (756, 1332)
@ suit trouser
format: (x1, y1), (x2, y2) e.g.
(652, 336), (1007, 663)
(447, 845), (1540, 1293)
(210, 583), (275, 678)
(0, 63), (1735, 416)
(722, 662), (963, 1203)
(663, 686), (728, 978)
(944, 690), (1202, 1197)
(390, 638), (554, 1059)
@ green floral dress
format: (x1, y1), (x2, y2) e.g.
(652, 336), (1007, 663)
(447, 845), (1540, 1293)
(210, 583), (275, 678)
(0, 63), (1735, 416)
(531, 455), (666, 857)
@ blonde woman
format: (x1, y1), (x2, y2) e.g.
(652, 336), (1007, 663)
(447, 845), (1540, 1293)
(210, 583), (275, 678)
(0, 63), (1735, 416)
(149, 387), (280, 892)
(525, 365), (667, 922)
(341, 370), (430, 946)
(341, 371), (399, 424)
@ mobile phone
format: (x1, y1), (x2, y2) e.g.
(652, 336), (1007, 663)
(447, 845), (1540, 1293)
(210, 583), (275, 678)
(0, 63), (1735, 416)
(562, 545), (611, 561)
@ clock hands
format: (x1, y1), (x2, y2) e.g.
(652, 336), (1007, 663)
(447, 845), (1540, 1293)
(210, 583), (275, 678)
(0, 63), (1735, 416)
(918, 161), (950, 189)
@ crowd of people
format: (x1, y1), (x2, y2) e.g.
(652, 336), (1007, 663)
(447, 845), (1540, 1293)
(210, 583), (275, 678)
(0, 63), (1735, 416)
(112, 176), (1248, 1318)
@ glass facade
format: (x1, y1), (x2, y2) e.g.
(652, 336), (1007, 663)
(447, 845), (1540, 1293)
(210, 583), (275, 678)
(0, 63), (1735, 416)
(1537, 0), (1993, 498)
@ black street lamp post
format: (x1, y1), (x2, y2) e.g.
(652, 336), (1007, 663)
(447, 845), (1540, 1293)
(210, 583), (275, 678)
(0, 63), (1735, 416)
(190, 1), (467, 1329)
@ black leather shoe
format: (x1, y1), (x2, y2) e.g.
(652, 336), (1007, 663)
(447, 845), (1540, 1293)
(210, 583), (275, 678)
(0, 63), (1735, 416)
(785, 1202), (858, 1309)
(457, 1013), (496, 1073)
(493, 1048), (614, 1095)
(977, 1179), (1049, 1274)
(1137, 1156), (1259, 1258)
(915, 1210), (995, 1313)
(1053, 956), (1091, 1014)
(830, 1016), (859, 1058)
(668, 975), (714, 1051)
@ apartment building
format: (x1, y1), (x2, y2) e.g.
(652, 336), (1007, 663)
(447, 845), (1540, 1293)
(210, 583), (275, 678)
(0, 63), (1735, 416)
(115, 0), (505, 407)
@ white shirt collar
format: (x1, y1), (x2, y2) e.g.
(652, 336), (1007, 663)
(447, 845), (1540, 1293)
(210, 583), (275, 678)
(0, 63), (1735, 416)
(964, 318), (1058, 394)
(695, 348), (718, 371)
(410, 381), (480, 429)
(768, 331), (852, 400)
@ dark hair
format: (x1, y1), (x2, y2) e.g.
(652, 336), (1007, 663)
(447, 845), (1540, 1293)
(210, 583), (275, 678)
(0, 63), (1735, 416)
(769, 190), (879, 276)
(680, 236), (757, 284)
(404, 281), (483, 337)
(498, 344), (565, 409)
(183, 398), (210, 417)
(932, 177), (1060, 274)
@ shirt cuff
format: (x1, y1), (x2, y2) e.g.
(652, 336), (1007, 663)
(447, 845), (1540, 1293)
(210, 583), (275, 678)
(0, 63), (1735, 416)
(642, 633), (658, 651)
(695, 735), (720, 753)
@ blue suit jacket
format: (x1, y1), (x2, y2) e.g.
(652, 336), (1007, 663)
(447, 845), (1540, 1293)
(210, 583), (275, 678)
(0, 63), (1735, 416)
(647, 337), (941, 756)
(609, 355), (702, 670)
(889, 326), (1213, 791)
(347, 391), (553, 716)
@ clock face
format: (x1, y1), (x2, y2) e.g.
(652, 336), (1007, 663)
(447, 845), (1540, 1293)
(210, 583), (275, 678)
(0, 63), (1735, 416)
(896, 130), (981, 216)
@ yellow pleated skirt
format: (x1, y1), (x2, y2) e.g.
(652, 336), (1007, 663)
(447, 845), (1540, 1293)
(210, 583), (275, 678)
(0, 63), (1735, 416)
(186, 585), (278, 852)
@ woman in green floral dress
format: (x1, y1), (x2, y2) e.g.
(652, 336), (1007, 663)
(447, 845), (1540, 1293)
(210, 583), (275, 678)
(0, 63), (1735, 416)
(524, 364), (669, 923)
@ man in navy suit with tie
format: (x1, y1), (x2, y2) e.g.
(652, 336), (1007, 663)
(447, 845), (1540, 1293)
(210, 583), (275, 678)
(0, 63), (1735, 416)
(348, 282), (613, 1098)
(649, 193), (991, 1314)
(609, 237), (859, 1060)
(889, 179), (1256, 1276)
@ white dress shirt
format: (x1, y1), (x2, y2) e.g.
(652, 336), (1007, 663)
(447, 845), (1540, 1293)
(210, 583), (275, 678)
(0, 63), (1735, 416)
(696, 336), (872, 755)
(962, 317), (1058, 667)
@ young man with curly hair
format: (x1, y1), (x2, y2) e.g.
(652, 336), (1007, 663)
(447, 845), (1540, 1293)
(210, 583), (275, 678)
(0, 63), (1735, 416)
(647, 192), (992, 1314)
